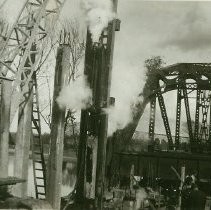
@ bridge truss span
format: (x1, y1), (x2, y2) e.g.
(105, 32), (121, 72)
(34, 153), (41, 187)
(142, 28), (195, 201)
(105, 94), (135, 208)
(117, 63), (211, 153)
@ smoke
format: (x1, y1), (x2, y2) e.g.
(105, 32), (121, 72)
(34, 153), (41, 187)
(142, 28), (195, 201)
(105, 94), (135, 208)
(135, 188), (147, 209)
(57, 76), (92, 110)
(106, 64), (145, 136)
(81, 0), (115, 42)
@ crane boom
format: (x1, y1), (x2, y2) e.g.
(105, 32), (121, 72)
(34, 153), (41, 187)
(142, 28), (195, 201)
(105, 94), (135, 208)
(0, 0), (66, 198)
(1, 0), (65, 79)
(0, 0), (66, 122)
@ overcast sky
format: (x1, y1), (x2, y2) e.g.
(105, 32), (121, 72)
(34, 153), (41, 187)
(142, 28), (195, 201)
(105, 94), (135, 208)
(2, 0), (211, 135)
(112, 1), (211, 135)
(3, 0), (211, 66)
(115, 1), (211, 66)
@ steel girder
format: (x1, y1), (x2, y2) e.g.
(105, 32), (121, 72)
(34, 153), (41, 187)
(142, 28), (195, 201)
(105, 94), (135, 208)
(199, 91), (210, 143)
(149, 97), (156, 142)
(148, 64), (211, 151)
(115, 63), (211, 152)
(0, 0), (66, 122)
(0, 0), (65, 79)
(182, 83), (194, 142)
(194, 90), (201, 144)
(157, 90), (173, 150)
(175, 85), (182, 150)
(209, 96), (211, 150)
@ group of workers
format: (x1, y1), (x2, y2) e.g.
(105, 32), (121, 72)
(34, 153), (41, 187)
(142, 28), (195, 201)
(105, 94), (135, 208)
(181, 175), (206, 210)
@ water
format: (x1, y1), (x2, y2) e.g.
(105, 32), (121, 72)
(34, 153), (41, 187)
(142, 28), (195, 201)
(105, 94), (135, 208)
(8, 154), (76, 197)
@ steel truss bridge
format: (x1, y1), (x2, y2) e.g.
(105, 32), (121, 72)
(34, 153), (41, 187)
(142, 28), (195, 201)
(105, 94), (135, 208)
(115, 63), (211, 153)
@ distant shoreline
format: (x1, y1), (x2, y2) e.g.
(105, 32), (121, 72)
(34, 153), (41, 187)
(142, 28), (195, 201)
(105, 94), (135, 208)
(9, 148), (77, 162)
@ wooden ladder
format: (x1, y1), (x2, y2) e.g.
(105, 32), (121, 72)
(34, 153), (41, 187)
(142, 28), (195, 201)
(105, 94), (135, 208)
(31, 73), (46, 199)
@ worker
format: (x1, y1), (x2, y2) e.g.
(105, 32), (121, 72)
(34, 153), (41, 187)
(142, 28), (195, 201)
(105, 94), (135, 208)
(187, 183), (206, 210)
(181, 176), (193, 210)
(191, 171), (198, 184)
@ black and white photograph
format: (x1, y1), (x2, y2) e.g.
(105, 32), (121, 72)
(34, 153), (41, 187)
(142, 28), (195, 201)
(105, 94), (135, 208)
(0, 0), (211, 209)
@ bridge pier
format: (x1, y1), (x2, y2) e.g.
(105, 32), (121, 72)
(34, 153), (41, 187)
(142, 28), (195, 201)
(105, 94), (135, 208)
(0, 80), (12, 178)
(46, 45), (70, 210)
(13, 81), (33, 197)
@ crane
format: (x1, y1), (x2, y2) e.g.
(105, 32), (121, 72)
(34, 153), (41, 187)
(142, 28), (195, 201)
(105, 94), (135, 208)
(0, 0), (66, 199)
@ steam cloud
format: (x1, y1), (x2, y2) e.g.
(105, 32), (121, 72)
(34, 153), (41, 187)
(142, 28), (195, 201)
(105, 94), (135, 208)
(106, 65), (145, 136)
(57, 76), (92, 110)
(81, 0), (115, 42)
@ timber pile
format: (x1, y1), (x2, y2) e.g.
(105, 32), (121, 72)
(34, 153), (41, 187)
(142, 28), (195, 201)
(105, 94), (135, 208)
(0, 177), (25, 186)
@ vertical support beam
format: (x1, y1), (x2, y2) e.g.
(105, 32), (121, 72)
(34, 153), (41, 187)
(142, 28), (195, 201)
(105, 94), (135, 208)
(89, 139), (98, 198)
(199, 90), (209, 144)
(46, 46), (70, 209)
(175, 88), (182, 150)
(76, 1), (118, 208)
(13, 81), (33, 197)
(157, 91), (173, 150)
(76, 110), (89, 203)
(149, 97), (156, 143)
(208, 94), (211, 150)
(13, 44), (36, 197)
(95, 1), (118, 209)
(183, 87), (194, 142)
(0, 80), (12, 178)
(194, 89), (200, 144)
(75, 28), (93, 203)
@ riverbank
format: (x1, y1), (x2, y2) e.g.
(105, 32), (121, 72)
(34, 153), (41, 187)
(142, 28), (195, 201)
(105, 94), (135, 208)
(9, 147), (77, 162)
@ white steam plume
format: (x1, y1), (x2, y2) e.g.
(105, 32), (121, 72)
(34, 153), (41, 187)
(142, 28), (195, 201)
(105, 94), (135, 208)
(57, 76), (92, 110)
(106, 64), (145, 136)
(81, 0), (115, 42)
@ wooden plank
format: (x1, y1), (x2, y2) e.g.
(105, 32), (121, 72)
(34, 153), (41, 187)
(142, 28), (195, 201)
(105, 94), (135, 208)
(95, 1), (118, 209)
(0, 80), (12, 178)
(46, 45), (70, 209)
(13, 80), (33, 197)
(0, 177), (25, 186)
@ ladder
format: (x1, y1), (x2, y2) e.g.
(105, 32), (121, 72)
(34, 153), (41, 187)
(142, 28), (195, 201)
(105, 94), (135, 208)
(31, 73), (46, 199)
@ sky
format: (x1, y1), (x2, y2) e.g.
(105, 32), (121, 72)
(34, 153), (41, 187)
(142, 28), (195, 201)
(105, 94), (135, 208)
(111, 1), (211, 135)
(114, 1), (211, 67)
(2, 0), (211, 135)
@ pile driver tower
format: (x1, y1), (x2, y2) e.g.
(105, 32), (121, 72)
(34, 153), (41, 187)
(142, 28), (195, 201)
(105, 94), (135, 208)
(0, 0), (65, 200)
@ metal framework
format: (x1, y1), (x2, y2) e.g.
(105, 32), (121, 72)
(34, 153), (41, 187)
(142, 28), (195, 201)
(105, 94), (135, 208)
(194, 89), (201, 143)
(157, 90), (173, 150)
(119, 63), (211, 153)
(149, 98), (156, 142)
(31, 73), (46, 199)
(0, 0), (65, 199)
(0, 0), (65, 119)
(183, 84), (194, 142)
(76, 2), (120, 203)
(1, 0), (61, 76)
(150, 63), (211, 152)
(175, 84), (182, 149)
(199, 91), (210, 143)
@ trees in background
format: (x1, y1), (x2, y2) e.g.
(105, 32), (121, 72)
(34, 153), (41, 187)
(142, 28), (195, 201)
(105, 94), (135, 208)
(0, 14), (85, 151)
(37, 19), (85, 151)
